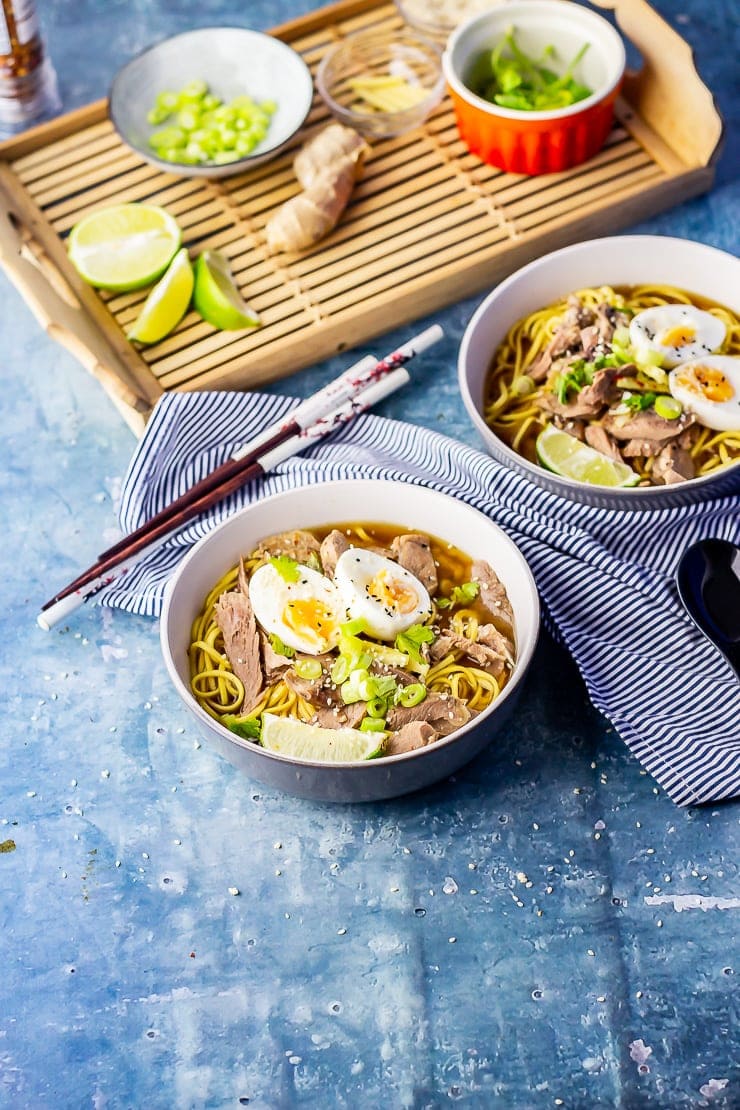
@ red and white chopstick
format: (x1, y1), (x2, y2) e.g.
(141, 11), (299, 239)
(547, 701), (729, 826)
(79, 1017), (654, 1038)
(37, 340), (428, 631)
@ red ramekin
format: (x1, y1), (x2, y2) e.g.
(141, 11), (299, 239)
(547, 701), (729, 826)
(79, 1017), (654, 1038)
(443, 0), (626, 176)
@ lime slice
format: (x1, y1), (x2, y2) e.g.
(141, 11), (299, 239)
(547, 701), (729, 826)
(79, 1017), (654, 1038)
(536, 425), (640, 488)
(193, 250), (261, 330)
(127, 248), (194, 344)
(260, 712), (386, 762)
(68, 203), (181, 291)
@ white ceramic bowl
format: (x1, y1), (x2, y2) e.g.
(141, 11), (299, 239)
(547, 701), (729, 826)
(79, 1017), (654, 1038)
(160, 480), (540, 802)
(459, 235), (740, 509)
(109, 27), (314, 178)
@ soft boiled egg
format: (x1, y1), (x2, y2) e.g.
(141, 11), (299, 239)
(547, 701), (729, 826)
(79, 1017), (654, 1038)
(629, 304), (726, 368)
(249, 562), (343, 656)
(333, 548), (432, 641)
(669, 355), (740, 432)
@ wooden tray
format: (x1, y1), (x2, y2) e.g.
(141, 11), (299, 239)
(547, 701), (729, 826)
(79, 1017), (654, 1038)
(0, 0), (722, 435)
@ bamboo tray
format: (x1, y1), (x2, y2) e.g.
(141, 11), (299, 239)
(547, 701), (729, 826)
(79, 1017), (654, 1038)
(0, 0), (722, 435)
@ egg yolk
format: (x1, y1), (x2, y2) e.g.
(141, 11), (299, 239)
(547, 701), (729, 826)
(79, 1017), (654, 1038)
(284, 599), (336, 646)
(658, 324), (696, 349)
(676, 364), (734, 403)
(368, 571), (418, 615)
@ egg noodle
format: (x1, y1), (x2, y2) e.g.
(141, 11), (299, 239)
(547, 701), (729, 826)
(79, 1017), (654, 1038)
(188, 527), (509, 727)
(484, 284), (740, 481)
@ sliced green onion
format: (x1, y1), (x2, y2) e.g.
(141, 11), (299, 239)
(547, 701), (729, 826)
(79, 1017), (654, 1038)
(396, 683), (427, 708)
(366, 697), (387, 719)
(146, 80), (278, 165)
(294, 658), (323, 681)
(360, 717), (387, 733)
(330, 656), (351, 685)
(340, 668), (374, 704)
(654, 395), (683, 420)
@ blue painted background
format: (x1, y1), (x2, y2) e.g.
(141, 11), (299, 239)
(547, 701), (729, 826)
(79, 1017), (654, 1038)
(0, 1), (737, 1106)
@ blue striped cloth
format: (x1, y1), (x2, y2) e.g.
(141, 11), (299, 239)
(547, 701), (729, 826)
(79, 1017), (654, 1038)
(101, 390), (740, 807)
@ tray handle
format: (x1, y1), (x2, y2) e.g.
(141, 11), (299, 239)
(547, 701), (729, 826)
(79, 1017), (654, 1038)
(0, 201), (153, 435)
(592, 0), (723, 168)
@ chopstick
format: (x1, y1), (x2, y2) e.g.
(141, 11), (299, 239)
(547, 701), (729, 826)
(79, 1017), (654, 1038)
(37, 333), (430, 631)
(98, 324), (442, 563)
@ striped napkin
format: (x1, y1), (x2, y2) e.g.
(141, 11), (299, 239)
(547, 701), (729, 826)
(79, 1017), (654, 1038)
(101, 390), (740, 807)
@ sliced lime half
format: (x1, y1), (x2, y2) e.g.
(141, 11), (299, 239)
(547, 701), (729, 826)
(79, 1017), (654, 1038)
(536, 425), (640, 488)
(260, 712), (386, 763)
(68, 203), (181, 291)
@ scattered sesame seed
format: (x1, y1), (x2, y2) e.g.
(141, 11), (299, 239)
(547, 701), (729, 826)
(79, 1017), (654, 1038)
(228, 887), (240, 896)
(337, 928), (346, 935)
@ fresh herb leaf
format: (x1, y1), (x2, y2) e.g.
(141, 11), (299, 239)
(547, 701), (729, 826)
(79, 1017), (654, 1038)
(622, 391), (657, 412)
(395, 623), (435, 662)
(471, 26), (592, 112)
(435, 582), (481, 611)
(555, 360), (595, 404)
(223, 714), (261, 740)
(269, 633), (295, 658)
(269, 554), (301, 582)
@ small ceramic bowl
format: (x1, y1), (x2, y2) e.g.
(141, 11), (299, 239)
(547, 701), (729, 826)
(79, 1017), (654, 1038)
(160, 479), (540, 802)
(316, 27), (445, 139)
(109, 27), (314, 178)
(458, 235), (740, 510)
(443, 0), (626, 174)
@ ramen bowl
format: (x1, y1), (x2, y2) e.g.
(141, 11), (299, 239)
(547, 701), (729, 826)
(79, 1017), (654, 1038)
(458, 235), (740, 510)
(443, 0), (625, 174)
(160, 479), (540, 802)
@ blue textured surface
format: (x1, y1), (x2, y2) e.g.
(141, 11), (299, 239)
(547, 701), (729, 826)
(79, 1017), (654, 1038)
(1, 1), (738, 1107)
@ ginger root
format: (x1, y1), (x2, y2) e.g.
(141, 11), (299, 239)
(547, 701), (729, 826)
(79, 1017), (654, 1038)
(265, 123), (370, 254)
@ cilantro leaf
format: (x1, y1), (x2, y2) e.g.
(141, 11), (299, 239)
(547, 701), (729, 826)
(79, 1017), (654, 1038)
(269, 555), (300, 582)
(222, 714), (261, 741)
(436, 582), (481, 610)
(395, 623), (435, 663)
(269, 633), (295, 659)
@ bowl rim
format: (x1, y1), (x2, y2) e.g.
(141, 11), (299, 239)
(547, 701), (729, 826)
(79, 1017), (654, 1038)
(457, 233), (740, 502)
(443, 0), (626, 122)
(315, 26), (446, 129)
(108, 25), (314, 175)
(160, 478), (541, 771)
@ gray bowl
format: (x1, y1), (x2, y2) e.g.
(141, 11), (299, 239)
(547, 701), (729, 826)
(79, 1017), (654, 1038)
(459, 235), (740, 510)
(160, 480), (540, 802)
(109, 27), (314, 178)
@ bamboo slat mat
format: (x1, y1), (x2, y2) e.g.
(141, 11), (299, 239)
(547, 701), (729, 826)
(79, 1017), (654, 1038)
(0, 0), (722, 434)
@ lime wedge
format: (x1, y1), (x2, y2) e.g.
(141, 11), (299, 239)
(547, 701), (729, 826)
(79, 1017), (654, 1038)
(260, 712), (386, 762)
(193, 250), (261, 330)
(68, 203), (181, 291)
(127, 248), (194, 344)
(536, 425), (640, 488)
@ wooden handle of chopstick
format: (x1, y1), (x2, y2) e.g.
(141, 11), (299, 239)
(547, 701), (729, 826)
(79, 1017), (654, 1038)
(592, 0), (723, 169)
(0, 170), (161, 435)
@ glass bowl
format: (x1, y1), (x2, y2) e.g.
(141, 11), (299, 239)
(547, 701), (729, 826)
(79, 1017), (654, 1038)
(394, 0), (500, 45)
(316, 27), (445, 139)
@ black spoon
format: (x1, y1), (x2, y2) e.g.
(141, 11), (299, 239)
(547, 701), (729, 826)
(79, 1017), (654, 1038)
(676, 538), (740, 675)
